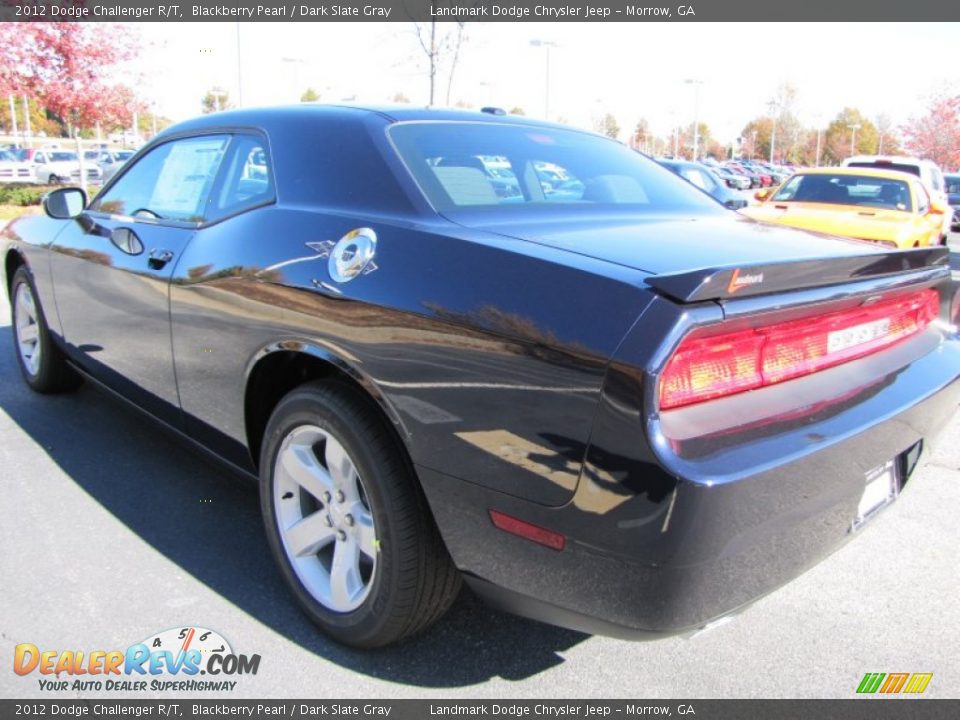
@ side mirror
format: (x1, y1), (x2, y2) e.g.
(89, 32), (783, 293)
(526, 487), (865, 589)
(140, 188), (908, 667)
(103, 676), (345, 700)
(43, 188), (87, 220)
(929, 198), (948, 215)
(755, 189), (771, 202)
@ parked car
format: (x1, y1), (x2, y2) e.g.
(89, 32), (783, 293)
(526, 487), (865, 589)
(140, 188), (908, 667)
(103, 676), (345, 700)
(4, 106), (958, 649)
(843, 155), (950, 240)
(713, 166), (752, 190)
(97, 149), (136, 183)
(0, 149), (34, 183)
(743, 167), (948, 248)
(20, 148), (102, 185)
(945, 173), (960, 232)
(724, 163), (763, 188)
(657, 159), (748, 209)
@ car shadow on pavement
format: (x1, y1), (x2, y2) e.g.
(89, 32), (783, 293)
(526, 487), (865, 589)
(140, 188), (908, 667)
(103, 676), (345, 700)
(0, 327), (588, 687)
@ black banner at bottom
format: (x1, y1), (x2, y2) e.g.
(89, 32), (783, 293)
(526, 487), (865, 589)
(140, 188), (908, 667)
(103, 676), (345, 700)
(1, 700), (958, 720)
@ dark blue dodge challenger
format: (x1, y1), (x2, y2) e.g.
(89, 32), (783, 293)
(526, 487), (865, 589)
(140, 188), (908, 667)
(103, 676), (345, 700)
(4, 106), (959, 648)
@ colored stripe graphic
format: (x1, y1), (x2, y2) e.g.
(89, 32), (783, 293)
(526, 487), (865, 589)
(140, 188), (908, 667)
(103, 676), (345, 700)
(903, 673), (933, 694)
(880, 673), (909, 693)
(857, 673), (886, 693)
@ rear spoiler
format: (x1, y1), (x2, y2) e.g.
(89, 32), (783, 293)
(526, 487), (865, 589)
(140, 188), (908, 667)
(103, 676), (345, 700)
(645, 247), (951, 303)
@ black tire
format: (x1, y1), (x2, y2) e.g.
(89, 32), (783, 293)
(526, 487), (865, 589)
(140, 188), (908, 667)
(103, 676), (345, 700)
(47, 174), (60, 185)
(259, 380), (461, 648)
(9, 266), (81, 393)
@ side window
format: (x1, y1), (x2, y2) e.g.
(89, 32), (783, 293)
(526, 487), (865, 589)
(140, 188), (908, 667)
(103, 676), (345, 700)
(930, 169), (944, 193)
(35, 153), (45, 164)
(915, 185), (930, 214)
(210, 135), (274, 219)
(92, 135), (229, 223)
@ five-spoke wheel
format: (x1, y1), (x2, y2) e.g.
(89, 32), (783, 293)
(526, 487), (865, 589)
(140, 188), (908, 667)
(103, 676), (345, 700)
(260, 381), (461, 648)
(273, 425), (378, 612)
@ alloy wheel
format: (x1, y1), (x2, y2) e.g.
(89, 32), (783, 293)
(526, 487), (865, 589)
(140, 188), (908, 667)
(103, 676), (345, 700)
(14, 282), (42, 377)
(273, 424), (378, 613)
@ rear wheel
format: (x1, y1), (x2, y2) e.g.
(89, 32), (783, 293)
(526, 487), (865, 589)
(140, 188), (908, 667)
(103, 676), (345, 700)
(10, 267), (80, 393)
(260, 381), (461, 648)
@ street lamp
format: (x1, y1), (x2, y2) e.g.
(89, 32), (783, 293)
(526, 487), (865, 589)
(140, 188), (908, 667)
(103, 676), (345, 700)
(530, 39), (558, 120)
(235, 22), (243, 107)
(848, 123), (861, 157)
(684, 79), (704, 161)
(768, 100), (781, 164)
(751, 130), (758, 160)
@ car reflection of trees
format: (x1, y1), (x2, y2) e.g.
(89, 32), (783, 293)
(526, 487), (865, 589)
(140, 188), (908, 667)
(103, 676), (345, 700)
(175, 267), (599, 367)
(49, 245), (113, 267)
(424, 302), (596, 366)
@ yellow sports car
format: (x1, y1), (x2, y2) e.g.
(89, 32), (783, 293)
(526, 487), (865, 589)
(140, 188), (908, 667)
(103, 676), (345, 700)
(743, 167), (948, 248)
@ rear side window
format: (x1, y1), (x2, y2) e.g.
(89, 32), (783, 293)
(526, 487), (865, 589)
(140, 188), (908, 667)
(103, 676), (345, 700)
(389, 121), (719, 214)
(209, 135), (275, 220)
(915, 184), (930, 214)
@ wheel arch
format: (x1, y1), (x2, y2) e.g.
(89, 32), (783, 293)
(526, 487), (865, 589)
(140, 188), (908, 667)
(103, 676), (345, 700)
(4, 247), (28, 298)
(242, 340), (409, 471)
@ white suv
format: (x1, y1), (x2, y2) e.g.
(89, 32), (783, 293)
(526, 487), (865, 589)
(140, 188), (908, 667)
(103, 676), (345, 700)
(842, 155), (950, 241)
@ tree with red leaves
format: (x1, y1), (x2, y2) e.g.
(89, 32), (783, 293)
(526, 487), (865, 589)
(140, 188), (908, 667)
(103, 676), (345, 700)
(0, 22), (142, 134)
(900, 95), (960, 170)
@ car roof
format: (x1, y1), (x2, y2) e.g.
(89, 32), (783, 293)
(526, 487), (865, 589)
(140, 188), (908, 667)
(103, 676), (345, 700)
(844, 155), (937, 168)
(789, 166), (919, 181)
(160, 103), (596, 137)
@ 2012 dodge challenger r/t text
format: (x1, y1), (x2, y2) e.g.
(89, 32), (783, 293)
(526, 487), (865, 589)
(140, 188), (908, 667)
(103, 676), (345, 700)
(4, 106), (959, 648)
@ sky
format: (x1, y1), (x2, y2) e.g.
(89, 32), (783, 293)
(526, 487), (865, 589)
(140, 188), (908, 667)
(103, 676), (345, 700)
(131, 22), (958, 143)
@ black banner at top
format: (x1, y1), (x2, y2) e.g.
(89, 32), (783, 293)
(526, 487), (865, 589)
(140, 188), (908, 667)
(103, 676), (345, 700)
(1, 0), (959, 22)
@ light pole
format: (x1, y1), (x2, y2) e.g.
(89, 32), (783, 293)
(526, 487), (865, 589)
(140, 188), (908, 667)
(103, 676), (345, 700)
(684, 79), (704, 161)
(530, 39), (558, 120)
(751, 130), (757, 160)
(8, 95), (17, 142)
(235, 22), (243, 107)
(282, 56), (306, 101)
(815, 127), (823, 167)
(768, 100), (781, 165)
(848, 123), (861, 157)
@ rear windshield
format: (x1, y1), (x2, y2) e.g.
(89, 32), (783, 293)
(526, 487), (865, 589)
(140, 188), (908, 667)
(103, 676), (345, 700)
(388, 121), (721, 215)
(847, 161), (920, 178)
(773, 173), (913, 212)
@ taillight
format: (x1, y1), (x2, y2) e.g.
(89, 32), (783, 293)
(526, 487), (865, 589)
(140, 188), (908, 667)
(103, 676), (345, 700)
(660, 289), (939, 410)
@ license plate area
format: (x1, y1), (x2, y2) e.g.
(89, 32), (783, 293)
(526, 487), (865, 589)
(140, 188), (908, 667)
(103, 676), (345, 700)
(852, 460), (901, 530)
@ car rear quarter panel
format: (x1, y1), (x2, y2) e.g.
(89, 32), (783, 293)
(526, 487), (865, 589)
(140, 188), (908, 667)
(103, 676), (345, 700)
(169, 206), (655, 507)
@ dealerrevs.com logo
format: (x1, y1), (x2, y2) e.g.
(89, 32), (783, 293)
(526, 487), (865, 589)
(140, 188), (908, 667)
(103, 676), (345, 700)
(13, 627), (261, 692)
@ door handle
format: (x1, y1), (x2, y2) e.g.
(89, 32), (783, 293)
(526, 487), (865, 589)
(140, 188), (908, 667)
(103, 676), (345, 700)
(148, 248), (174, 269)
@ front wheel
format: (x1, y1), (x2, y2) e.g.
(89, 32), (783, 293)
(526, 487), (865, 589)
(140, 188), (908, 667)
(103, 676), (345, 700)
(260, 381), (461, 648)
(47, 174), (61, 185)
(10, 267), (80, 393)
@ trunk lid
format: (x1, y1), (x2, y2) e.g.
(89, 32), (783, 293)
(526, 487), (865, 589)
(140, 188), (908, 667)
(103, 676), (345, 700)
(463, 212), (950, 301)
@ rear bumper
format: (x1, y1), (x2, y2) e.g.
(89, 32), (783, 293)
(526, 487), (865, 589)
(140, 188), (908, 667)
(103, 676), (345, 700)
(419, 337), (960, 637)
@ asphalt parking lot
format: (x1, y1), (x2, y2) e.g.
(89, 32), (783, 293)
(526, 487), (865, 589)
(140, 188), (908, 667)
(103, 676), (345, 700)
(1, 232), (958, 699)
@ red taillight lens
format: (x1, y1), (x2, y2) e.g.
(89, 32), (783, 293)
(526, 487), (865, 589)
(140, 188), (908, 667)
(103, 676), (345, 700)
(660, 289), (939, 410)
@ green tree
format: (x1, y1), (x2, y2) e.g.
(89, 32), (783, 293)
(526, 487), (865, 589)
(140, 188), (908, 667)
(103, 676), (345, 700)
(300, 87), (320, 102)
(201, 87), (232, 114)
(595, 112), (620, 139)
(823, 108), (879, 164)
